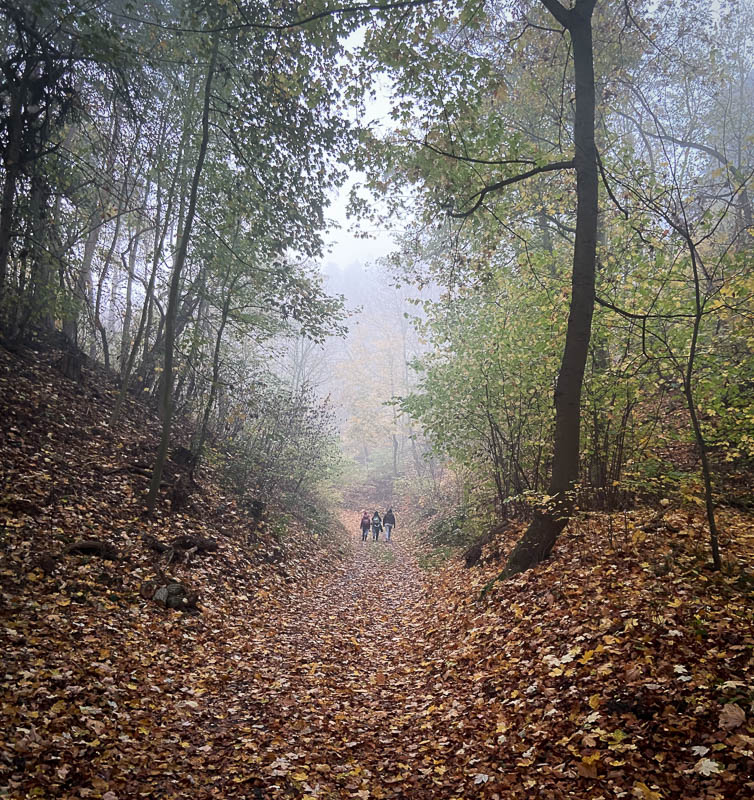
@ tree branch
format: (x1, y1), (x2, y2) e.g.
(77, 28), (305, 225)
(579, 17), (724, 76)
(115, 0), (435, 35)
(596, 149), (628, 219)
(410, 137), (538, 167)
(538, 0), (571, 29)
(611, 108), (729, 168)
(595, 295), (717, 321)
(449, 160), (574, 218)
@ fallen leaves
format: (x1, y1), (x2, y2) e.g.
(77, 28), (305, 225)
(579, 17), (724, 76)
(2, 347), (754, 799)
(633, 781), (662, 799)
(693, 757), (724, 776)
(719, 703), (747, 731)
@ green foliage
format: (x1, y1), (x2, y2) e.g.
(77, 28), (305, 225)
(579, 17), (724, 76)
(216, 377), (344, 510)
(356, 0), (754, 533)
(0, 0), (356, 526)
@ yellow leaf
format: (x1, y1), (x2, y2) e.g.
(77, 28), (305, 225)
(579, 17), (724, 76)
(588, 694), (601, 710)
(633, 781), (662, 799)
(576, 754), (600, 778)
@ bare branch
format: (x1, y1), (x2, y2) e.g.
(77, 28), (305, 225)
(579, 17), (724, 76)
(612, 108), (730, 168)
(114, 0), (435, 35)
(596, 149), (628, 219)
(409, 137), (539, 167)
(449, 160), (575, 218)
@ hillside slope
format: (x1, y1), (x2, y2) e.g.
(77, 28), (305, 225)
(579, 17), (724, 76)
(412, 513), (754, 798)
(0, 345), (346, 797)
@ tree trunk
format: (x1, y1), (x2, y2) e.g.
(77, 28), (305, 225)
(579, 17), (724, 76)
(110, 106), (182, 425)
(173, 283), (207, 409)
(0, 84), (24, 322)
(13, 166), (53, 340)
(93, 209), (124, 370)
(63, 217), (101, 346)
(193, 276), (236, 463)
(501, 0), (598, 578)
(683, 238), (722, 570)
(146, 37), (218, 513)
(119, 235), (137, 374)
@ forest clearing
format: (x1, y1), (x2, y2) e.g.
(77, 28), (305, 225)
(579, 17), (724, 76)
(2, 0), (754, 798)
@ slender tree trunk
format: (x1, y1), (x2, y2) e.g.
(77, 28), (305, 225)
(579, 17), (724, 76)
(93, 144), (138, 369)
(194, 277), (236, 463)
(92, 210), (124, 370)
(501, 0), (598, 578)
(119, 232), (138, 374)
(111, 107), (182, 425)
(146, 37), (218, 513)
(64, 112), (120, 347)
(173, 283), (207, 409)
(0, 86), (24, 321)
(141, 157), (193, 394)
(63, 217), (101, 346)
(13, 166), (51, 339)
(111, 220), (161, 423)
(683, 239), (722, 570)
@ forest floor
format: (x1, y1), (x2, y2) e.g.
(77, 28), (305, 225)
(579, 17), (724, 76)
(1, 346), (754, 800)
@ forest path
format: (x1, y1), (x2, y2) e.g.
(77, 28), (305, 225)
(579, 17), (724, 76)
(198, 512), (458, 799)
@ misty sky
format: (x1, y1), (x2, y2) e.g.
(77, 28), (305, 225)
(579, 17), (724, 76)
(321, 32), (398, 277)
(321, 177), (397, 276)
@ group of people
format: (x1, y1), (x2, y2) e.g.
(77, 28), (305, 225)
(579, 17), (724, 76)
(360, 508), (396, 542)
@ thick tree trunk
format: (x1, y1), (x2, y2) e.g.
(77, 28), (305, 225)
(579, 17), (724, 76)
(501, 0), (598, 578)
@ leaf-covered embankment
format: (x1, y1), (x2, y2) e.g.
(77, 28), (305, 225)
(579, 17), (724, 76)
(0, 344), (347, 798)
(410, 514), (754, 798)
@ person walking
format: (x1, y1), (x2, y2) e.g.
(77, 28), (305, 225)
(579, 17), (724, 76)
(360, 511), (371, 541)
(383, 508), (396, 542)
(371, 511), (383, 542)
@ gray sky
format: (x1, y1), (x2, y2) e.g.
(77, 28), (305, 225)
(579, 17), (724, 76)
(321, 176), (397, 275)
(321, 32), (398, 276)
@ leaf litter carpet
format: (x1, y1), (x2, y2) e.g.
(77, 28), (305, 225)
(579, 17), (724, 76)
(2, 350), (753, 800)
(5, 515), (754, 800)
(4, 516), (474, 800)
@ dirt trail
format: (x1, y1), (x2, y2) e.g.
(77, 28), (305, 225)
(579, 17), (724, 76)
(194, 514), (456, 799)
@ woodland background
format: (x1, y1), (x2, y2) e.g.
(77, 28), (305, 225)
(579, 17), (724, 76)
(1, 0), (753, 542)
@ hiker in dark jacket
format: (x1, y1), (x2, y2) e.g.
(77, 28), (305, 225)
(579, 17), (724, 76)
(371, 511), (383, 542)
(383, 508), (396, 542)
(360, 510), (371, 541)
